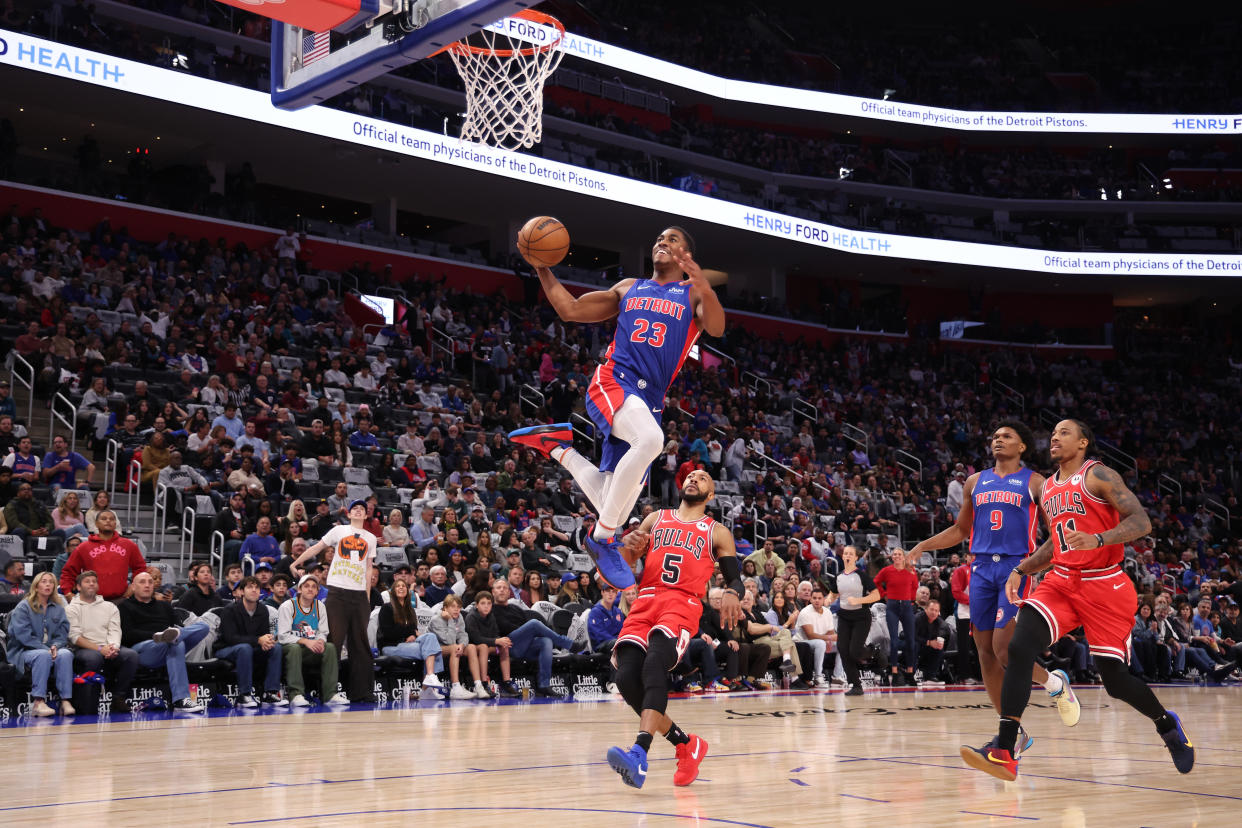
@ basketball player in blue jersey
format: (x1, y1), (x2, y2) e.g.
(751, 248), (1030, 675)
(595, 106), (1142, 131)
(911, 420), (1080, 748)
(509, 226), (725, 590)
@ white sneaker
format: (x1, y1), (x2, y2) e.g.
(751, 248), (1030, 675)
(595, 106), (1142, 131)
(30, 700), (54, 718)
(291, 694), (310, 707)
(473, 682), (495, 699)
(606, 682), (620, 694)
(421, 674), (443, 688)
(812, 675), (830, 688)
(326, 692), (351, 705)
(59, 700), (76, 716)
(1048, 669), (1081, 727)
(449, 683), (476, 700)
(237, 694), (259, 708)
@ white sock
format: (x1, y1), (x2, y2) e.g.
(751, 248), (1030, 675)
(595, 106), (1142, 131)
(1044, 672), (1064, 694)
(557, 447), (610, 511)
(782, 653), (792, 662)
(452, 682), (462, 689)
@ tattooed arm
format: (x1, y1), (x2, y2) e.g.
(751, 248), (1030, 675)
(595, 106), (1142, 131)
(1065, 463), (1152, 550)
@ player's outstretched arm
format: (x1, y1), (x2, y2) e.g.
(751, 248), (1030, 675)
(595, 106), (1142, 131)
(1007, 536), (1054, 604)
(673, 250), (725, 337)
(1081, 463), (1152, 547)
(910, 473), (977, 556)
(535, 265), (630, 323)
(713, 523), (745, 629)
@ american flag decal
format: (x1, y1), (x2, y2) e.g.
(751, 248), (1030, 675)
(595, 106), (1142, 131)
(302, 30), (330, 66)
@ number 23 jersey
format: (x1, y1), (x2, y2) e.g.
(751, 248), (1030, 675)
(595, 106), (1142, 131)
(1040, 459), (1122, 569)
(636, 510), (717, 599)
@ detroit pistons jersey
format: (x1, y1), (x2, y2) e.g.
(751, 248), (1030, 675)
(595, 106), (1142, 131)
(636, 510), (717, 599)
(969, 466), (1038, 559)
(594, 279), (701, 413)
(1041, 459), (1123, 569)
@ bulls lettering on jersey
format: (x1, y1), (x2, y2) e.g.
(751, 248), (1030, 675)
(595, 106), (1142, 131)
(606, 280), (700, 408)
(637, 510), (717, 596)
(969, 467), (1038, 559)
(1040, 459), (1123, 569)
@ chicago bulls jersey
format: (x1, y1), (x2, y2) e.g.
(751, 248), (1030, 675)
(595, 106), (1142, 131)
(604, 279), (701, 411)
(1040, 459), (1122, 569)
(636, 510), (717, 598)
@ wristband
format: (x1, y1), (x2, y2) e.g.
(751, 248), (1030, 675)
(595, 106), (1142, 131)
(1011, 566), (1026, 579)
(1094, 533), (1105, 548)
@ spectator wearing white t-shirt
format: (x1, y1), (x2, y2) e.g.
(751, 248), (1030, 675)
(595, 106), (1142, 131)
(794, 586), (837, 687)
(293, 500), (377, 703)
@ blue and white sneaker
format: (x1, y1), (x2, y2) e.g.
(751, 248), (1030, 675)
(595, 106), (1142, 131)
(1160, 710), (1194, 774)
(507, 424), (572, 459)
(586, 534), (636, 590)
(607, 744), (649, 788)
(1048, 669), (1081, 727)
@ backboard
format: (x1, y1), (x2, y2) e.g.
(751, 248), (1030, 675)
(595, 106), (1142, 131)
(269, 0), (533, 110)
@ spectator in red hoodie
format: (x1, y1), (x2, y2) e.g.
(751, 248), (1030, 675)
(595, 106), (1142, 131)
(59, 510), (147, 600)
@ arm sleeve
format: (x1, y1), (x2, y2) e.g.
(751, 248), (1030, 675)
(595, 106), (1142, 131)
(873, 567), (889, 597)
(316, 602), (329, 641)
(67, 603), (84, 645)
(8, 604), (38, 649)
(106, 606), (122, 648)
(50, 609), (70, 648)
(858, 570), (878, 594)
(455, 618), (469, 646)
(276, 602), (296, 644)
(950, 567), (969, 603)
(465, 613), (496, 646)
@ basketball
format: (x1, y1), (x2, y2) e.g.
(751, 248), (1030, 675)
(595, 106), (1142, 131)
(517, 216), (570, 268)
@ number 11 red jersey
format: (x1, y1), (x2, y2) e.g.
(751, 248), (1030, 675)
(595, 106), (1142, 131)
(636, 510), (717, 599)
(1040, 459), (1123, 570)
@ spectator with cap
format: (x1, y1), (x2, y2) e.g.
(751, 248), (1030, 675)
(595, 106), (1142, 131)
(67, 569), (138, 713)
(7, 571), (74, 717)
(554, 570), (581, 607)
(277, 571), (346, 706)
(216, 575), (288, 707)
(41, 434), (94, 491)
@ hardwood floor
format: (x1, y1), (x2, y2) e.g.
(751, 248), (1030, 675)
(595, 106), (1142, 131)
(1, 684), (1235, 827)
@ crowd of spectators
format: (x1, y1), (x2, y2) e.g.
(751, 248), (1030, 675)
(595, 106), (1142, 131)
(0, 193), (1240, 715)
(8, 0), (1242, 240)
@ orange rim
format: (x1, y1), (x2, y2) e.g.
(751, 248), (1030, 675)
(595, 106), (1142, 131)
(432, 9), (565, 58)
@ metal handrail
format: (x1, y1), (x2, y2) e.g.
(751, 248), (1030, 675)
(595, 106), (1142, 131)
(1205, 497), (1232, 532)
(1037, 408), (1061, 430)
(741, 371), (772, 396)
(179, 505), (196, 570)
(9, 352), (34, 427)
(210, 530), (226, 582)
(105, 439), (120, 503)
(570, 412), (598, 460)
(126, 458), (142, 535)
(153, 481), (169, 556)
(753, 517), (768, 547)
(894, 449), (923, 480)
(792, 397), (818, 424)
(49, 392), (78, 454)
(518, 383), (545, 415)
(1157, 474), (1183, 503)
(841, 423), (869, 454)
(993, 380), (1025, 413)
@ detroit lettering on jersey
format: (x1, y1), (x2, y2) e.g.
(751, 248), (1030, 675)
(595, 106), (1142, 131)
(622, 295), (686, 320)
(974, 489), (1026, 508)
(650, 526), (708, 560)
(1043, 490), (1087, 519)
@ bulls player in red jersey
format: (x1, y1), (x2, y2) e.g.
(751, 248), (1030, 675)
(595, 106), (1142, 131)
(605, 469), (743, 789)
(961, 420), (1194, 781)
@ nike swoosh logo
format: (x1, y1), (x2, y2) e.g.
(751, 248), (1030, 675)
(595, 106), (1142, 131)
(690, 743), (701, 759)
(636, 768), (647, 777)
(1113, 583), (1124, 590)
(986, 754), (1010, 765)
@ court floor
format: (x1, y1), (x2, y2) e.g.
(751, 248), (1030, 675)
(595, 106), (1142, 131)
(1, 684), (1235, 827)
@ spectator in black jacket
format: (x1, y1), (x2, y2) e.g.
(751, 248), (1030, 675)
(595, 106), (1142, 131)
(464, 591), (518, 697)
(177, 562), (225, 616)
(212, 491), (248, 564)
(487, 579), (575, 697)
(215, 576), (286, 707)
(550, 478), (580, 515)
(119, 572), (209, 712)
(914, 601), (952, 684)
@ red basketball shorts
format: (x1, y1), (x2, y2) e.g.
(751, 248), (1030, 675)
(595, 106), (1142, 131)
(617, 590), (703, 664)
(1023, 564), (1137, 663)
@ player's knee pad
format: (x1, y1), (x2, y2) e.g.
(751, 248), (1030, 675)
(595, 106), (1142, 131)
(1005, 607), (1050, 667)
(639, 632), (680, 714)
(614, 643), (646, 713)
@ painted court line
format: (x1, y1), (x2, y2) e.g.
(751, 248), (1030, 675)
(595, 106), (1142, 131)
(227, 806), (776, 827)
(960, 811), (1039, 821)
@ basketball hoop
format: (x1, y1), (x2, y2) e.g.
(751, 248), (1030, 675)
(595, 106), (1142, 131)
(440, 9), (566, 150)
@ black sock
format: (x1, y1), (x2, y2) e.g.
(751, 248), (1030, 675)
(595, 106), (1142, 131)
(997, 718), (1021, 753)
(664, 722), (690, 746)
(1154, 713), (1176, 735)
(635, 732), (654, 752)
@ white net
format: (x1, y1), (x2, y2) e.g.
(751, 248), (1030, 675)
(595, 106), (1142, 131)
(447, 17), (566, 150)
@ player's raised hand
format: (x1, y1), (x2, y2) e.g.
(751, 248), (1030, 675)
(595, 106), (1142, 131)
(719, 591), (744, 629)
(672, 249), (706, 288)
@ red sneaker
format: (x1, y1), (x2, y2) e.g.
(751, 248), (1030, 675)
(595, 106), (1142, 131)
(959, 743), (1019, 782)
(673, 734), (708, 786)
(507, 424), (573, 459)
